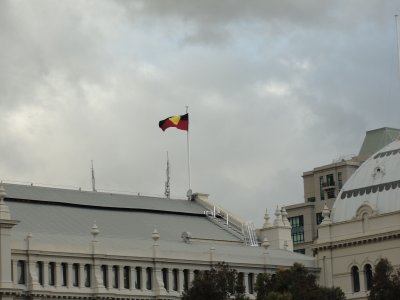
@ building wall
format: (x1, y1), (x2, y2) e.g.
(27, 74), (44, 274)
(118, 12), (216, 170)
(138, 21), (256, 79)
(287, 160), (360, 256)
(315, 212), (400, 300)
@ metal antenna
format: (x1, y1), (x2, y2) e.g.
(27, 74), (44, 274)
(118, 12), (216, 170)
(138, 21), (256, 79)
(165, 152), (171, 198)
(91, 160), (96, 192)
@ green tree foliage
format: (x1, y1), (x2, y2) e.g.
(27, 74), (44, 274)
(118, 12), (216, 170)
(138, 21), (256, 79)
(255, 263), (345, 300)
(181, 262), (249, 300)
(369, 258), (400, 300)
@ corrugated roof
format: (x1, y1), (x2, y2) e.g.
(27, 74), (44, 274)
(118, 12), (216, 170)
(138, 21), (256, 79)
(3, 183), (316, 268)
(3, 183), (204, 215)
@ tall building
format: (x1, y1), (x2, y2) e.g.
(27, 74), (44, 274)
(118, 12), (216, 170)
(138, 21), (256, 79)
(0, 183), (315, 300)
(286, 127), (400, 256)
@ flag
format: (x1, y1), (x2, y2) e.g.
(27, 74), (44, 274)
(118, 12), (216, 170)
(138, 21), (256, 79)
(159, 113), (189, 131)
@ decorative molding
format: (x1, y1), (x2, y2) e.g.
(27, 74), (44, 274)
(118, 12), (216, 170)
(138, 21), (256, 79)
(340, 180), (400, 199)
(373, 148), (400, 159)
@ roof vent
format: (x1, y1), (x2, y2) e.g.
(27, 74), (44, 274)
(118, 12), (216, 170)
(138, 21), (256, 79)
(181, 231), (192, 243)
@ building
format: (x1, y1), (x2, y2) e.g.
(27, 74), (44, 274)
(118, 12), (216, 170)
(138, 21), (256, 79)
(0, 183), (315, 300)
(315, 137), (400, 299)
(286, 127), (400, 255)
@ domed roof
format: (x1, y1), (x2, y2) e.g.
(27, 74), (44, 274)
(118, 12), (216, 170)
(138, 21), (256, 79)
(331, 138), (400, 223)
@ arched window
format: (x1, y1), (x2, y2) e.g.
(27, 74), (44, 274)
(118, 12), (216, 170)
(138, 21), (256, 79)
(123, 266), (130, 289)
(146, 267), (152, 290)
(172, 269), (179, 291)
(17, 260), (26, 284)
(248, 273), (254, 294)
(162, 268), (169, 291)
(351, 266), (360, 292)
(48, 262), (55, 286)
(36, 262), (44, 286)
(84, 264), (91, 287)
(135, 267), (141, 289)
(364, 264), (373, 290)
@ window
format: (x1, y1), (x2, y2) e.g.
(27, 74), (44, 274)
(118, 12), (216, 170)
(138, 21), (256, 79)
(17, 260), (26, 284)
(183, 269), (189, 291)
(48, 262), (55, 286)
(123, 266), (130, 289)
(193, 270), (200, 279)
(112, 265), (119, 289)
(84, 264), (91, 287)
(72, 263), (79, 287)
(338, 172), (343, 190)
(101, 265), (108, 288)
(326, 174), (335, 186)
(146, 267), (152, 290)
(135, 267), (141, 289)
(162, 268), (169, 291)
(36, 262), (44, 286)
(307, 197), (316, 202)
(288, 215), (304, 244)
(364, 264), (373, 290)
(351, 266), (360, 293)
(316, 212), (324, 225)
(238, 272), (244, 291)
(294, 249), (305, 254)
(61, 263), (68, 286)
(172, 269), (179, 291)
(248, 273), (254, 294)
(319, 176), (325, 200)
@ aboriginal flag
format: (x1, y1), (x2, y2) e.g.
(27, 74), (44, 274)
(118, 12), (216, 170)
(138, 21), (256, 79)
(159, 113), (189, 131)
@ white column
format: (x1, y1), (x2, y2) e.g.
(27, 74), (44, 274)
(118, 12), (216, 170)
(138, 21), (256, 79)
(243, 273), (248, 295)
(67, 264), (73, 288)
(79, 264), (85, 288)
(168, 269), (173, 292)
(12, 260), (17, 285)
(179, 269), (184, 293)
(130, 266), (135, 291)
(118, 266), (124, 290)
(189, 270), (193, 288)
(55, 262), (61, 287)
(43, 262), (48, 288)
(140, 267), (145, 291)
(107, 265), (112, 289)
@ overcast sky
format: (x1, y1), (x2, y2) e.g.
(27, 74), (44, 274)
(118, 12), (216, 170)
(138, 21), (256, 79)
(1, 0), (400, 226)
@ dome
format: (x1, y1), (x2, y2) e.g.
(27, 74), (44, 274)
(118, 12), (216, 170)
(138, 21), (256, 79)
(331, 138), (400, 223)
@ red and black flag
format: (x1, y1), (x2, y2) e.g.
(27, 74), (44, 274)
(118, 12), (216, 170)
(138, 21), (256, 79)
(159, 113), (189, 131)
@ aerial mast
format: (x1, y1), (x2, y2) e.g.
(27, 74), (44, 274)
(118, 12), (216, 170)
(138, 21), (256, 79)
(91, 160), (96, 192)
(164, 152), (171, 198)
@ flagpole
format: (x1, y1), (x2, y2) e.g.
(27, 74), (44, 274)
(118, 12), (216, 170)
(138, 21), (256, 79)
(186, 106), (192, 199)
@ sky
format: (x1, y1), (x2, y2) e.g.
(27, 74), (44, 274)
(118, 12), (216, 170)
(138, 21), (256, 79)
(1, 0), (400, 227)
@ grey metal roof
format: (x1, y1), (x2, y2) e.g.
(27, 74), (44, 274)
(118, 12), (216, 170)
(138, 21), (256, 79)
(4, 183), (316, 268)
(7, 200), (240, 243)
(3, 183), (204, 215)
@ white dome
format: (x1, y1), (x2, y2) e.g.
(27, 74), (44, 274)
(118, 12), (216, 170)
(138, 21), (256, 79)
(331, 139), (400, 223)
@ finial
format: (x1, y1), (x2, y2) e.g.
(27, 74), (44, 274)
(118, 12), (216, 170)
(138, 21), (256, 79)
(0, 185), (6, 203)
(273, 206), (284, 227)
(320, 205), (332, 225)
(0, 185), (11, 220)
(261, 237), (270, 250)
(281, 207), (291, 228)
(91, 221), (99, 241)
(152, 226), (160, 242)
(263, 208), (272, 228)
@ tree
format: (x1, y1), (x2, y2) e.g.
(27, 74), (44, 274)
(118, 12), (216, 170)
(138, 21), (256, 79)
(369, 258), (400, 300)
(255, 263), (345, 300)
(182, 262), (249, 300)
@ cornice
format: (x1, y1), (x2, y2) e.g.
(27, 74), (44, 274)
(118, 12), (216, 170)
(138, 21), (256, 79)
(313, 230), (400, 254)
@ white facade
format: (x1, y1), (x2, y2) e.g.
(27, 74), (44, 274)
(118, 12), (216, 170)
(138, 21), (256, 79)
(0, 184), (315, 300)
(315, 139), (400, 299)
